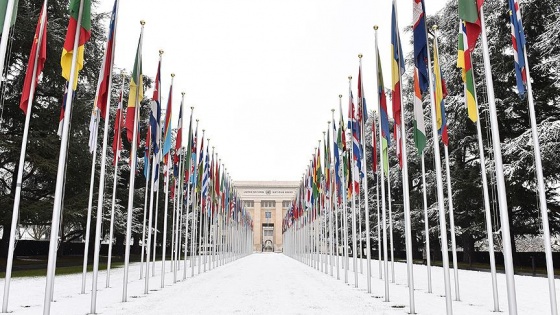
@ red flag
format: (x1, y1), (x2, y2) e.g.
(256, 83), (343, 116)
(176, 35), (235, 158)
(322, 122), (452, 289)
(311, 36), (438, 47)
(20, 3), (47, 114)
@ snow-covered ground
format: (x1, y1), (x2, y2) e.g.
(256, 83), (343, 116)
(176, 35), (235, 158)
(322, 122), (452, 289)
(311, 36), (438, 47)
(1, 253), (558, 314)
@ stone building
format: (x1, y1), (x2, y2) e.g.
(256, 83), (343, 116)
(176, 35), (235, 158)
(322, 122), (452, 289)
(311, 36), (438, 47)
(234, 181), (299, 252)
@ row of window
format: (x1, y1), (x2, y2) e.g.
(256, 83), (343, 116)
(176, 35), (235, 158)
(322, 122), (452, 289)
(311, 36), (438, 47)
(241, 200), (292, 208)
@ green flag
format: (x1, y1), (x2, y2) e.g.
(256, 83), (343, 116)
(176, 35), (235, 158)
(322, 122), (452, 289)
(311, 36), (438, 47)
(0, 0), (18, 35)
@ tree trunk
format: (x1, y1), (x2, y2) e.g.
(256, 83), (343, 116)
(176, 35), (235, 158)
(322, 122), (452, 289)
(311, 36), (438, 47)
(462, 233), (475, 266)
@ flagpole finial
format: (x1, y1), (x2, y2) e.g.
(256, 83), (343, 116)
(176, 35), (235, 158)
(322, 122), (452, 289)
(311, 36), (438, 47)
(182, 92), (186, 97)
(171, 73), (175, 77)
(159, 49), (164, 56)
(374, 25), (378, 30)
(190, 106), (194, 110)
(196, 119), (199, 122)
(432, 25), (438, 31)
(348, 76), (352, 80)
(358, 54), (363, 59)
(331, 108), (335, 113)
(338, 94), (342, 99)
(140, 20), (146, 26)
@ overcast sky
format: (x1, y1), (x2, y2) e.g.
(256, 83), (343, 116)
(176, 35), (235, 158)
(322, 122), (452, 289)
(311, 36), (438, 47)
(95, 0), (448, 181)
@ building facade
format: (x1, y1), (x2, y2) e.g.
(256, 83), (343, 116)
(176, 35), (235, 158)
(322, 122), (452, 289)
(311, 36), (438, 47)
(234, 181), (299, 252)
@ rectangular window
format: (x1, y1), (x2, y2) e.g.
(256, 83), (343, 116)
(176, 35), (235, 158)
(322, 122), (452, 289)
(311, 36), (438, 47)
(262, 200), (275, 208)
(265, 211), (271, 219)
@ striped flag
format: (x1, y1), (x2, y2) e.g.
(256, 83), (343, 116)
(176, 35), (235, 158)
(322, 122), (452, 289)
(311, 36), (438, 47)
(150, 59), (162, 158)
(391, 0), (405, 127)
(508, 0), (527, 97)
(333, 117), (341, 205)
(61, 0), (91, 90)
(19, 1), (46, 114)
(112, 84), (124, 165)
(94, 0), (117, 120)
(413, 69), (426, 153)
(377, 48), (390, 175)
(433, 34), (449, 146)
(0, 0), (19, 35)
(125, 35), (143, 143)
(458, 21), (478, 122)
(413, 0), (429, 93)
(161, 84), (173, 157)
(349, 89), (360, 194)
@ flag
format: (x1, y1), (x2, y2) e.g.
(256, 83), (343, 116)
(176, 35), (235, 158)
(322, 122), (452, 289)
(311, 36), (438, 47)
(125, 34), (143, 143)
(0, 0), (18, 35)
(143, 127), (151, 178)
(87, 106), (98, 153)
(94, 0), (117, 120)
(377, 48), (390, 174)
(19, 1), (46, 114)
(372, 114), (378, 172)
(61, 0), (92, 90)
(458, 21), (478, 122)
(58, 83), (70, 137)
(162, 83), (173, 156)
(508, 0), (527, 97)
(413, 69), (426, 153)
(176, 105), (183, 150)
(458, 0), (484, 52)
(202, 145), (210, 214)
(433, 35), (449, 146)
(333, 117), (341, 204)
(391, 0), (405, 127)
(349, 89), (360, 194)
(413, 0), (429, 93)
(112, 84), (124, 165)
(150, 58), (162, 157)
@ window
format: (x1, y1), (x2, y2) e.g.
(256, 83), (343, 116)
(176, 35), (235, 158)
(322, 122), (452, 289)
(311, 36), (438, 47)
(261, 200), (275, 208)
(243, 200), (254, 207)
(265, 211), (271, 219)
(282, 201), (291, 208)
(263, 229), (273, 236)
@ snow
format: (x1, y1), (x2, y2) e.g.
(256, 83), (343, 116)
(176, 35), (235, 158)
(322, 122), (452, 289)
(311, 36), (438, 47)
(1, 253), (558, 314)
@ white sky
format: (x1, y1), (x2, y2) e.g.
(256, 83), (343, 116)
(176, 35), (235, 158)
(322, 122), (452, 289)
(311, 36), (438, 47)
(96, 0), (448, 181)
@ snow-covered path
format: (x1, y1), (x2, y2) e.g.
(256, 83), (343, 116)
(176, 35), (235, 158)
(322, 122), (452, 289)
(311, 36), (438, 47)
(2, 253), (559, 314)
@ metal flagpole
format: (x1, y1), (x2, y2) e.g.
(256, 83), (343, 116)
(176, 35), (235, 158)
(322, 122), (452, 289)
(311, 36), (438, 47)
(82, 112), (99, 294)
(358, 54), (372, 293)
(393, 2), (415, 311)
(374, 28), (389, 300)
(161, 151), (172, 287)
(44, 1), (87, 313)
(443, 144), (460, 300)
(357, 192), (363, 275)
(328, 121), (335, 278)
(376, 171), (381, 280)
(173, 148), (182, 281)
(331, 106), (340, 281)
(2, 1), (46, 310)
(106, 72), (126, 289)
(122, 20), (145, 303)
(90, 0), (120, 310)
(197, 132), (205, 274)
(387, 161), (395, 283)
(348, 77), (358, 288)
(191, 120), (199, 277)
(421, 153), (432, 293)
(479, 9), (518, 312)
(343, 150), (349, 284)
(140, 155), (150, 279)
(516, 8), (558, 314)
(0, 0), (16, 85)
(177, 153), (186, 272)
(151, 157), (161, 277)
(471, 76), (499, 310)
(425, 23), (452, 315)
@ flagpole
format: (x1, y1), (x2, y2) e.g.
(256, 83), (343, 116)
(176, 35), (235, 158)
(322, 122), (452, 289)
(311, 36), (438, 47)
(190, 119), (199, 277)
(44, 1), (86, 313)
(89, 1), (119, 311)
(122, 20), (145, 303)
(358, 54), (372, 292)
(107, 73), (126, 289)
(387, 161), (395, 283)
(433, 28), (460, 300)
(479, 8), (519, 313)
(140, 151), (150, 279)
(0, 0), (16, 85)
(331, 109), (340, 280)
(82, 110), (99, 294)
(425, 23), (452, 315)
(516, 11), (558, 315)
(197, 131), (205, 275)
(392, 2), (415, 311)
(421, 153), (432, 293)
(2, 1), (46, 311)
(343, 149), (349, 284)
(374, 28), (390, 300)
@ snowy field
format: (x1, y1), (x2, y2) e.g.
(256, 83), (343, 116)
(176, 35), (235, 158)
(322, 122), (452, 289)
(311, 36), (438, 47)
(1, 253), (558, 314)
